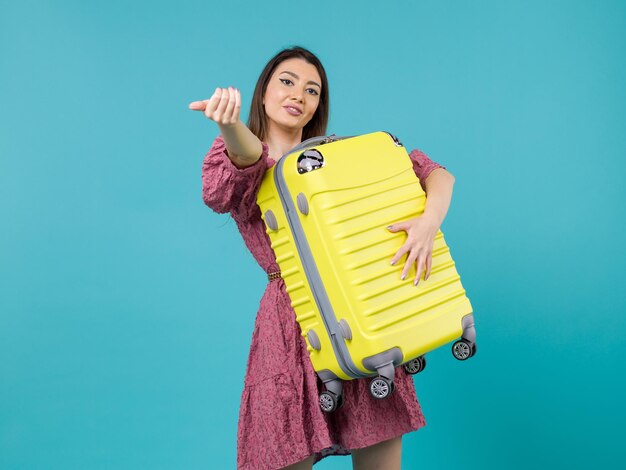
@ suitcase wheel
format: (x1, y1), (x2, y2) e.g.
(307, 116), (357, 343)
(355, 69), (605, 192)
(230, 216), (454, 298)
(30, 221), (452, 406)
(319, 390), (343, 413)
(452, 339), (476, 361)
(369, 376), (395, 399)
(403, 356), (427, 375)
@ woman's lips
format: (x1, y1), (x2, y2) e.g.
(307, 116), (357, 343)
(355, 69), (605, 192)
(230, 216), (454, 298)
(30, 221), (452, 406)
(283, 106), (302, 116)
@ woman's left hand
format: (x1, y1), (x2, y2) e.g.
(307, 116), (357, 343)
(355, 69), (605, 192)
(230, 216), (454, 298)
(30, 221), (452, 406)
(387, 215), (440, 286)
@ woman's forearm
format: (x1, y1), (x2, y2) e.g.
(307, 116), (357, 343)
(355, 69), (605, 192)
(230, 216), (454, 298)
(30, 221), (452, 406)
(218, 121), (264, 169)
(421, 168), (455, 228)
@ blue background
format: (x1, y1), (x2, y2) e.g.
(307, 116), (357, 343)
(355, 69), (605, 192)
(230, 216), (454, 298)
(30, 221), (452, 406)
(2, 0), (625, 468)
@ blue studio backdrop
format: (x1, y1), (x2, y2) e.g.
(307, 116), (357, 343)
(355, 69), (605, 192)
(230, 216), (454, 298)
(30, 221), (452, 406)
(1, 1), (625, 468)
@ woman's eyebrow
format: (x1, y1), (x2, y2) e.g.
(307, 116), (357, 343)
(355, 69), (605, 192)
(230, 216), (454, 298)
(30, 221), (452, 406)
(279, 70), (321, 89)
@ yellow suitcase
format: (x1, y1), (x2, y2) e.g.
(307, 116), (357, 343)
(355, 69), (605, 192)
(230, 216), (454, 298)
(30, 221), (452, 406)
(257, 131), (476, 412)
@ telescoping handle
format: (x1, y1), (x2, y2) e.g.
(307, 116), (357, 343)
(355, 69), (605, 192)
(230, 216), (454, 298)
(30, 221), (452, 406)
(283, 134), (355, 157)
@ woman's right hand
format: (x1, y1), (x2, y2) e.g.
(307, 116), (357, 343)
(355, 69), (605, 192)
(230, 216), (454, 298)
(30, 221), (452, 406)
(189, 87), (241, 127)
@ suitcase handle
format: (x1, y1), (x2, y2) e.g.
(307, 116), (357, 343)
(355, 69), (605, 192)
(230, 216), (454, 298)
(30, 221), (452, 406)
(285, 131), (403, 157)
(284, 134), (354, 156)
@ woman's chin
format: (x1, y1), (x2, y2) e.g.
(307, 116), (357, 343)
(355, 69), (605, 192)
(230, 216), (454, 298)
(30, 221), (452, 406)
(269, 118), (307, 133)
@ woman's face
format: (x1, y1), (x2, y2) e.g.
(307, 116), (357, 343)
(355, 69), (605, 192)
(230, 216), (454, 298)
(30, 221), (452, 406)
(263, 57), (322, 134)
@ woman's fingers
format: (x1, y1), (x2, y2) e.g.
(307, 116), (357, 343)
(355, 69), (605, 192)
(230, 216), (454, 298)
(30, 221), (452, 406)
(204, 88), (222, 118)
(395, 244), (432, 286)
(188, 100), (208, 110)
(204, 87), (226, 120)
(191, 87), (241, 127)
(234, 89), (241, 121)
(401, 250), (418, 281)
(223, 87), (237, 123)
(189, 88), (221, 112)
(388, 222), (411, 267)
(414, 254), (426, 286)
(424, 254), (433, 281)
(387, 219), (436, 286)
(390, 243), (410, 269)
(212, 88), (230, 122)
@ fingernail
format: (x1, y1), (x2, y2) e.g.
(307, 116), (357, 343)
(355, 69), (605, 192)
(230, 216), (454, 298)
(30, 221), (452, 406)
(387, 225), (393, 229)
(414, 279), (419, 286)
(390, 260), (395, 265)
(401, 274), (406, 280)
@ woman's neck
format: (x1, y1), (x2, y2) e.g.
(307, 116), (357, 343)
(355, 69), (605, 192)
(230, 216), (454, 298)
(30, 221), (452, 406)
(265, 124), (303, 161)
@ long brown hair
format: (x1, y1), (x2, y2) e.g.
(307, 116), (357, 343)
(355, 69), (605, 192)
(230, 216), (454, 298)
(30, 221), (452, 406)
(247, 46), (329, 142)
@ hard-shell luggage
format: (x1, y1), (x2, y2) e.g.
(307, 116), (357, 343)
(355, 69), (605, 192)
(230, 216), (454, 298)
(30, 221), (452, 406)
(256, 131), (477, 412)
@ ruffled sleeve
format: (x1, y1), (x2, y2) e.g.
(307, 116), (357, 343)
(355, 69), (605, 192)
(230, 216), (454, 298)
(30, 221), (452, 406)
(408, 148), (446, 192)
(201, 135), (270, 217)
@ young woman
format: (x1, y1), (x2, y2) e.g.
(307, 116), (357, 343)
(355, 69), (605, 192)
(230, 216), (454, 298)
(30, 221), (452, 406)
(189, 46), (455, 470)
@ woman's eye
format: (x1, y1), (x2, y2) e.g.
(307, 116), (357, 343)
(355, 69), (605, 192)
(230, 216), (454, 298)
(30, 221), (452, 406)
(280, 78), (319, 96)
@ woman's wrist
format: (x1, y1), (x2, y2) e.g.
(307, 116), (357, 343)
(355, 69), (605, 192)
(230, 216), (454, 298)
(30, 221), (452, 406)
(218, 121), (264, 168)
(420, 169), (455, 230)
(419, 211), (442, 231)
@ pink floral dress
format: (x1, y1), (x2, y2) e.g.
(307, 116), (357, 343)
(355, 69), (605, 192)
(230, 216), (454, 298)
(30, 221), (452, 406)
(201, 135), (445, 469)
